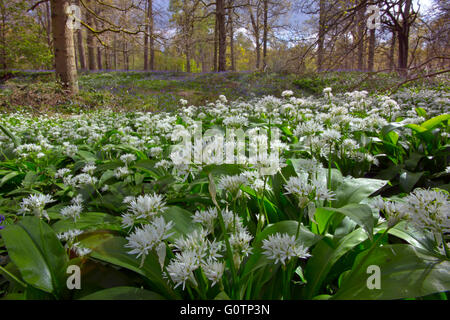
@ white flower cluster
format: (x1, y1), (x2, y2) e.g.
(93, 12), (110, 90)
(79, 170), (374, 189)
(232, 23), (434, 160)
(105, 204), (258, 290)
(18, 194), (55, 220)
(262, 233), (311, 266)
(284, 174), (335, 209)
(373, 188), (449, 234)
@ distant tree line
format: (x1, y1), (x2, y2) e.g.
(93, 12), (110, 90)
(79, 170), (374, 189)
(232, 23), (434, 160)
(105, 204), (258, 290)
(0, 0), (448, 93)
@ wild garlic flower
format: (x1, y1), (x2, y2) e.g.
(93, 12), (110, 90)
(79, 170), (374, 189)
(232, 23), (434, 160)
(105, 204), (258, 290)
(173, 228), (209, 260)
(114, 166), (131, 179)
(284, 175), (335, 208)
(229, 229), (253, 258)
(57, 229), (84, 242)
(120, 153), (137, 165)
(402, 188), (450, 235)
(217, 174), (248, 198)
(222, 209), (245, 233)
(281, 90), (294, 97)
(201, 260), (225, 287)
(18, 194), (55, 220)
(125, 217), (174, 262)
(165, 250), (199, 290)
(71, 242), (92, 257)
(192, 207), (218, 233)
(55, 168), (71, 179)
(126, 193), (167, 220)
(60, 204), (83, 222)
(262, 233), (311, 266)
(82, 163), (97, 175)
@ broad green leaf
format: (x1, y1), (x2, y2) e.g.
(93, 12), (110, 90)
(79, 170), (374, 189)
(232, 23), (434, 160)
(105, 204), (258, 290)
(80, 286), (165, 300)
(163, 206), (198, 240)
(303, 228), (369, 299)
(399, 170), (424, 193)
(332, 178), (387, 208)
(388, 221), (436, 253)
(333, 244), (450, 299)
(1, 217), (68, 295)
(0, 171), (20, 187)
(421, 114), (450, 130)
(83, 236), (179, 299)
(314, 204), (374, 239)
(52, 212), (122, 233)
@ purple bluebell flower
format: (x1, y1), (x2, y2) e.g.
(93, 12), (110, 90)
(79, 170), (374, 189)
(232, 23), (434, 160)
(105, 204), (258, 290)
(0, 214), (5, 229)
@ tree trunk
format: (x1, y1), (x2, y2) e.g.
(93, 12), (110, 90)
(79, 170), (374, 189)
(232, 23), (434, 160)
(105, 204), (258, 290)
(367, 28), (375, 72)
(317, 0), (325, 72)
(86, 0), (96, 70)
(357, 5), (365, 71)
(397, 31), (409, 76)
(45, 1), (52, 49)
(123, 41), (128, 70)
(0, 3), (7, 70)
(149, 0), (154, 70)
(73, 0), (85, 70)
(104, 47), (109, 69)
(389, 30), (396, 71)
(263, 0), (268, 70)
(113, 33), (117, 69)
(213, 17), (218, 71)
(228, 3), (235, 71)
(185, 42), (191, 73)
(143, 0), (149, 70)
(50, 0), (78, 94)
(216, 0), (226, 72)
(77, 29), (86, 70)
(397, 0), (412, 77)
(95, 17), (102, 69)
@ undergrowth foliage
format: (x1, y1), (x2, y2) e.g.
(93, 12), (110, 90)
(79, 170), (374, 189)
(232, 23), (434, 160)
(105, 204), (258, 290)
(0, 87), (449, 300)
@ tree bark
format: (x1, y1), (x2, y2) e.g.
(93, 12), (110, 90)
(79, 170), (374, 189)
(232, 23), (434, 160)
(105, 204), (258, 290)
(86, 0), (96, 70)
(50, 0), (78, 94)
(213, 17), (218, 71)
(357, 4), (365, 71)
(0, 3), (7, 70)
(263, 0), (268, 70)
(149, 0), (154, 70)
(216, 0), (227, 72)
(94, 14), (102, 69)
(317, 0), (325, 72)
(228, 2), (235, 71)
(389, 30), (396, 71)
(368, 28), (375, 72)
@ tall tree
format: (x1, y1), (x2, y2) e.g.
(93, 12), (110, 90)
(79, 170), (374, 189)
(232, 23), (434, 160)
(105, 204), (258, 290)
(382, 0), (418, 76)
(50, 0), (78, 93)
(216, 0), (227, 71)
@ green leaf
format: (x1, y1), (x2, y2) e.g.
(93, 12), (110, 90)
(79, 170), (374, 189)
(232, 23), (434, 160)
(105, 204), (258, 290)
(0, 172), (20, 187)
(405, 123), (427, 133)
(77, 150), (97, 162)
(421, 114), (450, 130)
(163, 206), (198, 241)
(0, 123), (21, 147)
(399, 170), (424, 193)
(314, 204), (375, 239)
(333, 244), (450, 299)
(303, 228), (369, 299)
(388, 221), (436, 253)
(0, 217), (68, 295)
(80, 286), (165, 300)
(82, 236), (179, 299)
(415, 107), (427, 117)
(333, 178), (387, 208)
(52, 212), (122, 233)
